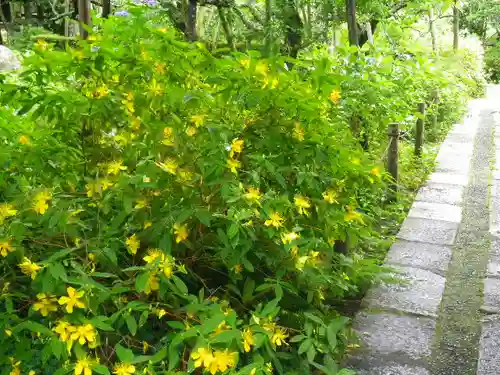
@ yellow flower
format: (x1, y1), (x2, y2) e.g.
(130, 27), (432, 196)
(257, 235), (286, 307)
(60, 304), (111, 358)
(5, 329), (12, 336)
(69, 324), (96, 345)
(107, 160), (127, 175)
(113, 363), (136, 375)
(149, 79), (163, 96)
(191, 114), (206, 127)
(370, 167), (381, 178)
(351, 158), (360, 165)
(163, 127), (175, 146)
(0, 203), (17, 223)
(33, 293), (58, 316)
(243, 328), (254, 352)
(144, 273), (160, 295)
(239, 58), (250, 68)
(9, 366), (21, 375)
(54, 321), (72, 341)
(230, 138), (244, 157)
(156, 158), (178, 175)
(191, 347), (214, 369)
(123, 99), (135, 114)
(126, 234), (140, 255)
(322, 189), (338, 204)
(143, 248), (163, 263)
(135, 199), (148, 209)
(58, 287), (86, 313)
(94, 85), (109, 98)
(35, 39), (49, 50)
(178, 169), (193, 182)
(75, 358), (93, 375)
(233, 264), (243, 273)
(227, 158), (241, 174)
(294, 195), (311, 216)
(264, 212), (284, 228)
(329, 89), (341, 104)
(19, 257), (41, 279)
(32, 191), (52, 215)
(29, 371), (36, 375)
(161, 254), (175, 278)
(131, 117), (141, 130)
(262, 77), (279, 89)
(293, 122), (305, 141)
(173, 223), (189, 243)
(208, 350), (238, 374)
(243, 187), (262, 203)
(19, 135), (30, 145)
(185, 126), (197, 137)
(281, 232), (299, 244)
(156, 308), (167, 319)
(271, 327), (288, 346)
(250, 369), (257, 375)
(155, 63), (166, 73)
(344, 208), (364, 224)
(144, 221), (153, 229)
(0, 240), (15, 257)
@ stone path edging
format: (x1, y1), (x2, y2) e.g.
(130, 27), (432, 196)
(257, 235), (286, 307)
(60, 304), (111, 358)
(349, 85), (500, 375)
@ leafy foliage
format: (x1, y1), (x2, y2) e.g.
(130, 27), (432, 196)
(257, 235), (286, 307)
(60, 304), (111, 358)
(0, 4), (483, 375)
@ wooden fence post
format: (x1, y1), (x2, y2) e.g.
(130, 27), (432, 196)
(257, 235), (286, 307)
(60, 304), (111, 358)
(387, 123), (399, 200)
(415, 103), (426, 157)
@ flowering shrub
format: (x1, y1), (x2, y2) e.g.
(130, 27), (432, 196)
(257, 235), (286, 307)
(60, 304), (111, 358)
(0, 6), (387, 375)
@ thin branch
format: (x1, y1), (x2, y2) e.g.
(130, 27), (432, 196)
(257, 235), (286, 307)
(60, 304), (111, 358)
(232, 6), (257, 30)
(241, 4), (264, 25)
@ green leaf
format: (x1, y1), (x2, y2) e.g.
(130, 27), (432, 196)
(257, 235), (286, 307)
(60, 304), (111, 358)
(92, 365), (111, 375)
(242, 278), (255, 303)
(125, 314), (138, 336)
(242, 258), (254, 272)
(139, 310), (149, 327)
(298, 338), (312, 355)
(289, 334), (306, 343)
(13, 321), (54, 337)
(135, 271), (150, 293)
(327, 324), (338, 350)
(228, 223), (239, 238)
(90, 316), (114, 331)
(172, 275), (188, 295)
(211, 329), (240, 344)
(304, 312), (325, 327)
(49, 263), (68, 281)
(115, 343), (134, 363)
(307, 345), (316, 363)
(201, 313), (226, 334)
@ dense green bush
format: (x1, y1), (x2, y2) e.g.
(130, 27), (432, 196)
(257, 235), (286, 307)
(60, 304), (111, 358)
(0, 5), (482, 375)
(485, 42), (500, 83)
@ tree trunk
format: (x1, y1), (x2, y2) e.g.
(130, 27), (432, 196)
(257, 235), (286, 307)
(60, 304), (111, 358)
(24, 0), (34, 22)
(264, 0), (273, 55)
(364, 22), (373, 44)
(282, 0), (302, 59)
(185, 0), (197, 41)
(429, 8), (437, 53)
(217, 7), (234, 50)
(346, 0), (357, 46)
(102, 0), (111, 18)
(78, 0), (91, 39)
(453, 1), (459, 50)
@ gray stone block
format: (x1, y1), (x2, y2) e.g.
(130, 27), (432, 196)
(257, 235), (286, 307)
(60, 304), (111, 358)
(428, 172), (468, 186)
(386, 240), (451, 274)
(483, 278), (500, 313)
(397, 218), (459, 245)
(365, 266), (445, 317)
(353, 312), (435, 360)
(477, 318), (500, 375)
(490, 194), (500, 237)
(487, 240), (500, 278)
(416, 183), (464, 206)
(356, 365), (430, 375)
(408, 201), (462, 223)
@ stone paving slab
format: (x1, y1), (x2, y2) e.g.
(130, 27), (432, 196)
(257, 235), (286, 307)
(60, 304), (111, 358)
(415, 183), (464, 206)
(477, 317), (500, 375)
(489, 194), (500, 237)
(397, 217), (459, 245)
(407, 201), (462, 223)
(386, 240), (451, 274)
(482, 278), (500, 313)
(353, 312), (436, 360)
(356, 364), (430, 375)
(486, 240), (500, 279)
(364, 266), (445, 317)
(427, 172), (469, 186)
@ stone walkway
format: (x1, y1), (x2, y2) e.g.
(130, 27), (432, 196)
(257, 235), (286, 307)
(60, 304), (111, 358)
(349, 85), (500, 375)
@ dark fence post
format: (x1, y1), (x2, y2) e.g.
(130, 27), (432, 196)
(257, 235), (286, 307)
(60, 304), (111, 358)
(387, 123), (399, 201)
(431, 90), (440, 129)
(415, 103), (426, 157)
